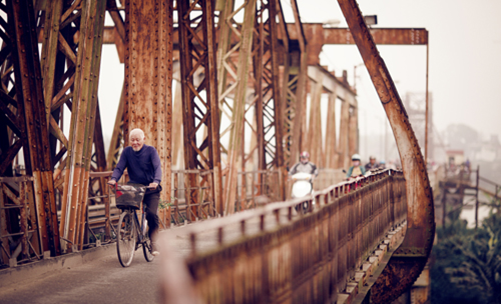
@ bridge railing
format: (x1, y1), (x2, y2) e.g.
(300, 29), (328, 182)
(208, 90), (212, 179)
(160, 170), (408, 303)
(0, 176), (41, 267)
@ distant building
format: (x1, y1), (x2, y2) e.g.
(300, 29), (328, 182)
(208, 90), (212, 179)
(445, 150), (464, 167)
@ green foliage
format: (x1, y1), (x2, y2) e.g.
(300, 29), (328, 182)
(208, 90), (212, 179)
(158, 199), (172, 210)
(431, 199), (501, 303)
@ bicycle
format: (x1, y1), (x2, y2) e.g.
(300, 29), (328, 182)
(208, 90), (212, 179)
(111, 184), (156, 267)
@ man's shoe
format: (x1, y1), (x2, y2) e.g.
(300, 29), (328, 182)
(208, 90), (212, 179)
(151, 243), (160, 256)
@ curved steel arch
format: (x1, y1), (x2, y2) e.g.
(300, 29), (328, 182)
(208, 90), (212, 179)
(336, 0), (435, 302)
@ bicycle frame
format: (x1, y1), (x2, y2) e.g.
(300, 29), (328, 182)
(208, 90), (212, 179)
(113, 183), (155, 266)
(113, 183), (149, 242)
(132, 205), (148, 243)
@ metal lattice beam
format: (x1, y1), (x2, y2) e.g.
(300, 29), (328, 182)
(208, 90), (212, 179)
(59, 0), (107, 252)
(6, 0), (61, 257)
(178, 0), (223, 217)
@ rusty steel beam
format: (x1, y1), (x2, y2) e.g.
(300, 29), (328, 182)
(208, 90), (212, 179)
(338, 96), (350, 168)
(286, 25), (429, 45)
(171, 73), (183, 167)
(287, 0), (308, 167)
(106, 0), (126, 63)
(253, 0), (285, 200)
(6, 0), (61, 257)
(124, 0), (173, 208)
(306, 73), (324, 166)
(106, 82), (125, 170)
(287, 24), (428, 65)
(178, 0), (223, 219)
(219, 0), (257, 215)
(60, 0), (107, 252)
(324, 92), (338, 168)
(348, 94), (358, 158)
(276, 0), (289, 168)
(91, 99), (110, 238)
(99, 25), (427, 47)
(40, 0), (71, 170)
(336, 0), (435, 303)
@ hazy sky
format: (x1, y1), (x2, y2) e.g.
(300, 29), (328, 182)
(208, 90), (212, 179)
(293, 0), (501, 142)
(97, 0), (501, 156)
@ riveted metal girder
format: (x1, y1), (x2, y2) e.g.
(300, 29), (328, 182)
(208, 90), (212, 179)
(178, 0), (223, 218)
(305, 73), (324, 166)
(324, 92), (338, 168)
(60, 0), (107, 252)
(6, 0), (61, 256)
(106, 82), (125, 170)
(336, 0), (435, 302)
(218, 0), (257, 214)
(252, 0), (285, 200)
(286, 0), (308, 168)
(124, 0), (173, 208)
(287, 24), (429, 65)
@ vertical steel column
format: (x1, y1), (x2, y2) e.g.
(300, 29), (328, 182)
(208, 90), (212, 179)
(171, 74), (183, 167)
(288, 0), (307, 166)
(178, 0), (223, 218)
(337, 1), (435, 302)
(253, 0), (285, 199)
(91, 100), (109, 238)
(124, 0), (173, 206)
(348, 97), (358, 158)
(7, 0), (60, 256)
(40, 0), (72, 174)
(0, 9), (21, 177)
(41, 0), (82, 252)
(307, 73), (324, 166)
(215, 0), (234, 98)
(219, 0), (257, 214)
(275, 1), (290, 168)
(324, 92), (338, 168)
(338, 98), (349, 168)
(60, 0), (106, 252)
(106, 82), (125, 170)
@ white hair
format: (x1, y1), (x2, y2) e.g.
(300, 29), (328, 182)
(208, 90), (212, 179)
(129, 128), (145, 139)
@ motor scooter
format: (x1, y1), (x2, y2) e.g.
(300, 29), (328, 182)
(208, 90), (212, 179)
(290, 172), (314, 211)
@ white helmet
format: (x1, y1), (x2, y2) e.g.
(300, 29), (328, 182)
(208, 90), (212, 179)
(351, 154), (361, 161)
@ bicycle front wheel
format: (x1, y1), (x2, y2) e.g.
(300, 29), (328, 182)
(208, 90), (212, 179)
(117, 210), (136, 267)
(142, 232), (154, 262)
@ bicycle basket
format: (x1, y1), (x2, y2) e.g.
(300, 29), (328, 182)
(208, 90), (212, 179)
(115, 184), (146, 209)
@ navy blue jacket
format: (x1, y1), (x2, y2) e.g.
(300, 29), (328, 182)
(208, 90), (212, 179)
(111, 145), (162, 185)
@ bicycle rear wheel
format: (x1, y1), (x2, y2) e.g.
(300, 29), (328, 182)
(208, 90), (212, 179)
(117, 210), (136, 267)
(142, 232), (154, 262)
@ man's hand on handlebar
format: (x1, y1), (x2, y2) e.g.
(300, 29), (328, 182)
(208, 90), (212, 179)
(107, 179), (157, 189)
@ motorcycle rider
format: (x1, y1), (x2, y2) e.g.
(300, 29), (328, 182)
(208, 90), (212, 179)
(288, 151), (318, 178)
(345, 154), (366, 179)
(364, 155), (378, 172)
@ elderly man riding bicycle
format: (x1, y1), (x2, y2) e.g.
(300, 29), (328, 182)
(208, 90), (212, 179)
(108, 128), (162, 256)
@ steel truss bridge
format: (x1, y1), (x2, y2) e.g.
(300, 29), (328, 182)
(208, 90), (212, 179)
(0, 0), (434, 303)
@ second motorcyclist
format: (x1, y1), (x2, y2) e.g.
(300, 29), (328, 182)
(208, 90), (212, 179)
(288, 151), (319, 178)
(345, 153), (366, 180)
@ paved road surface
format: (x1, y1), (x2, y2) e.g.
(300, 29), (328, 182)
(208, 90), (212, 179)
(0, 251), (161, 304)
(0, 205), (298, 304)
